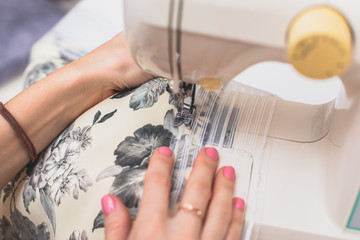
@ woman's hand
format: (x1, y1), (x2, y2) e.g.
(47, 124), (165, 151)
(73, 33), (154, 101)
(101, 147), (245, 240)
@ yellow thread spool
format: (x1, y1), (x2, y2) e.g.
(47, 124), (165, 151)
(287, 6), (353, 79)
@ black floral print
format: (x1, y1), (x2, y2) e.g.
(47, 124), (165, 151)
(93, 124), (173, 231)
(114, 124), (173, 167)
(22, 124), (93, 232)
(68, 230), (88, 240)
(1, 107), (118, 239)
(24, 61), (58, 89)
(129, 78), (168, 110)
(0, 209), (50, 240)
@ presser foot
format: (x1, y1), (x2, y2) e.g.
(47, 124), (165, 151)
(174, 105), (196, 128)
(173, 82), (197, 128)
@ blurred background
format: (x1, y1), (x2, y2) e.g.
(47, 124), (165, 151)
(0, 0), (80, 102)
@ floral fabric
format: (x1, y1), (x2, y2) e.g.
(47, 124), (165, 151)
(1, 69), (181, 239)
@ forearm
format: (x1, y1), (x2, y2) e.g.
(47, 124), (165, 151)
(0, 59), (111, 188)
(0, 33), (152, 189)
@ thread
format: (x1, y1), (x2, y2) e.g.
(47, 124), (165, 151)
(169, 80), (278, 236)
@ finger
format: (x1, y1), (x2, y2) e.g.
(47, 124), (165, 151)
(175, 147), (219, 235)
(137, 146), (174, 218)
(225, 198), (245, 240)
(202, 166), (236, 240)
(102, 194), (132, 240)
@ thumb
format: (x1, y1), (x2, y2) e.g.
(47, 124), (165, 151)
(101, 194), (132, 240)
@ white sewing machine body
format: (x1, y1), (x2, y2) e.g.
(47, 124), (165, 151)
(123, 0), (360, 239)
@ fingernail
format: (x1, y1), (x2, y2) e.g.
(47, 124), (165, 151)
(158, 146), (172, 156)
(102, 195), (116, 216)
(205, 147), (218, 160)
(223, 166), (235, 180)
(234, 198), (245, 211)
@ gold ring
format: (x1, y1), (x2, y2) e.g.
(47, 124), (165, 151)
(178, 203), (203, 219)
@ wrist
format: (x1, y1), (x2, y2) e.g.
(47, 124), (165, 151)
(68, 55), (116, 105)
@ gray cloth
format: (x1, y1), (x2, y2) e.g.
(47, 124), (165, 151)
(0, 0), (65, 83)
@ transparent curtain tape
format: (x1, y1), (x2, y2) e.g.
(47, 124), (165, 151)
(168, 81), (278, 239)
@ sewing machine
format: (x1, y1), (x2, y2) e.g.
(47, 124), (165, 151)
(123, 0), (360, 239)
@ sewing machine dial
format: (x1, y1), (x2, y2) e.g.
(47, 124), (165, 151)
(287, 5), (353, 79)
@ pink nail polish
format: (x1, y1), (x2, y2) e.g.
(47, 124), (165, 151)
(205, 147), (218, 160)
(102, 195), (116, 216)
(223, 166), (235, 180)
(234, 198), (245, 211)
(158, 146), (172, 156)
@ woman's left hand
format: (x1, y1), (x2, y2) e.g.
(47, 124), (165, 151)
(72, 32), (154, 101)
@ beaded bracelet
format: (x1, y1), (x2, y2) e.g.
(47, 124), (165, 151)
(0, 102), (37, 163)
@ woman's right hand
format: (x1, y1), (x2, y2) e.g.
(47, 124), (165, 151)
(101, 147), (245, 240)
